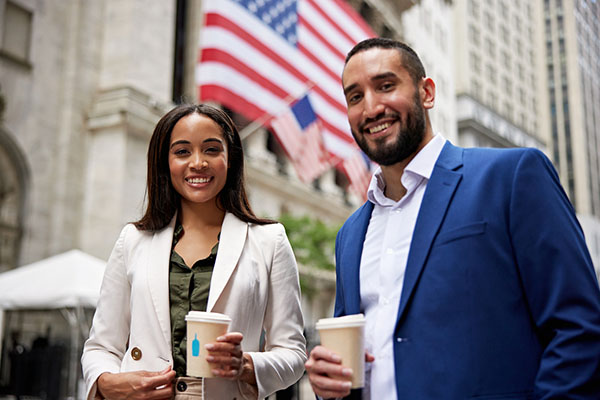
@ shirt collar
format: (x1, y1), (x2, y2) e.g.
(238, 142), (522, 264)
(367, 134), (447, 206)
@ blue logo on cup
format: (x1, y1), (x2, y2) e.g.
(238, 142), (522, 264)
(192, 333), (200, 357)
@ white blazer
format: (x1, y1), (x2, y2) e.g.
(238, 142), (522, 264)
(82, 213), (306, 399)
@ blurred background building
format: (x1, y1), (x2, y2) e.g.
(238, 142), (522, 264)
(0, 0), (598, 398)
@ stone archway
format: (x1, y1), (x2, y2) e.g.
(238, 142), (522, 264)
(0, 129), (29, 271)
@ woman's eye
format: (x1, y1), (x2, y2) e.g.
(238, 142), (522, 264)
(205, 146), (222, 154)
(174, 148), (189, 155)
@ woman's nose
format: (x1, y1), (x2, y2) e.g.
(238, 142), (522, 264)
(190, 153), (208, 169)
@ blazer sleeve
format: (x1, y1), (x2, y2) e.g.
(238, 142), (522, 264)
(245, 224), (307, 399)
(509, 149), (600, 398)
(81, 225), (133, 400)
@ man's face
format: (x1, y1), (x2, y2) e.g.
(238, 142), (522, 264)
(342, 47), (426, 166)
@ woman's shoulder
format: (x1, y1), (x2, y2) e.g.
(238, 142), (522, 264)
(247, 220), (285, 238)
(118, 223), (167, 247)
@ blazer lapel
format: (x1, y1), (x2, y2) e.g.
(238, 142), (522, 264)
(396, 143), (463, 323)
(340, 202), (374, 315)
(206, 212), (248, 311)
(147, 215), (177, 349)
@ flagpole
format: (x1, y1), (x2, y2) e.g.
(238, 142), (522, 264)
(238, 83), (315, 141)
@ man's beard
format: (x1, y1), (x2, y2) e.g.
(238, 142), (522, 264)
(352, 91), (426, 166)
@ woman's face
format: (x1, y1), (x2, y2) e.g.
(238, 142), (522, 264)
(168, 113), (228, 207)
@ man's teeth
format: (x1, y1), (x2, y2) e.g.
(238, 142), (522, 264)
(187, 177), (210, 183)
(369, 122), (391, 134)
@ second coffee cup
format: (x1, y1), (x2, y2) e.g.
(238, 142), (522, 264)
(185, 311), (232, 377)
(315, 313), (366, 388)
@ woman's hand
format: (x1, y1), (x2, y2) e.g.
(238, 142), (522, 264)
(205, 332), (256, 386)
(96, 366), (175, 399)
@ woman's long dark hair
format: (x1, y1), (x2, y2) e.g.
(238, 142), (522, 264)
(134, 104), (274, 231)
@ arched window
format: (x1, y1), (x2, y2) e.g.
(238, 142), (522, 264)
(0, 129), (28, 271)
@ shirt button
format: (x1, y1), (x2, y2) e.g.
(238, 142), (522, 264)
(177, 381), (187, 392)
(397, 337), (408, 343)
(130, 347), (142, 360)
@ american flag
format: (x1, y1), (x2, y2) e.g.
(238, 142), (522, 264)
(271, 94), (330, 183)
(343, 149), (373, 199)
(197, 0), (375, 194)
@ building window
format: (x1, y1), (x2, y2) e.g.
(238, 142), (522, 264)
(485, 37), (495, 58)
(0, 1), (33, 64)
(469, 0), (480, 17)
(487, 64), (497, 85)
(470, 51), (481, 73)
(469, 24), (480, 47)
(0, 132), (26, 271)
(502, 75), (512, 96)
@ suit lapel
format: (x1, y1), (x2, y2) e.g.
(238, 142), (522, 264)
(206, 212), (248, 311)
(147, 215), (177, 349)
(340, 202), (374, 314)
(396, 143), (463, 323)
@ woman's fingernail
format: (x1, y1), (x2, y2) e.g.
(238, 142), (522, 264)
(205, 344), (214, 350)
(342, 381), (352, 389)
(216, 336), (225, 341)
(331, 354), (342, 363)
(342, 368), (353, 376)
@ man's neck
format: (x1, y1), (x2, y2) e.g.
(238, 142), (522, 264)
(380, 130), (434, 202)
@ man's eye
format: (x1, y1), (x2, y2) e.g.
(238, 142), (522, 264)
(380, 83), (394, 91)
(348, 94), (362, 104)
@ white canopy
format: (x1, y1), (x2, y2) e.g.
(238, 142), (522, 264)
(0, 249), (106, 310)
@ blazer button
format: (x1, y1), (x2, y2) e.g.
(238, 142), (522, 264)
(131, 347), (142, 360)
(177, 381), (187, 392)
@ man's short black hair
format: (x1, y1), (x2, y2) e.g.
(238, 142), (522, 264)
(344, 38), (426, 84)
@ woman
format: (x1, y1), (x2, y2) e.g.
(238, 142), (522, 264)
(82, 104), (306, 399)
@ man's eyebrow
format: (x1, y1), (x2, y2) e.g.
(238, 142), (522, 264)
(343, 83), (358, 96)
(371, 72), (397, 82)
(343, 72), (398, 95)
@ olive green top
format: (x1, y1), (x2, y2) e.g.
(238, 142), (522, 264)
(169, 222), (219, 377)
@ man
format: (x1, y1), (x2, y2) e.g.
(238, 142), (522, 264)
(305, 37), (600, 399)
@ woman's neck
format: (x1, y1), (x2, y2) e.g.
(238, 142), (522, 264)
(178, 199), (226, 230)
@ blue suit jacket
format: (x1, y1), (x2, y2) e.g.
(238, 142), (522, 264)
(334, 142), (600, 399)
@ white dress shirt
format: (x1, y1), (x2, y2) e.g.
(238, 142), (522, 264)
(360, 134), (446, 399)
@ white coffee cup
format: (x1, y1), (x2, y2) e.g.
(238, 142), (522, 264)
(315, 313), (366, 389)
(185, 311), (232, 377)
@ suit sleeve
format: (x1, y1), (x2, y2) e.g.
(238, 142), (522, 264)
(509, 149), (600, 398)
(334, 226), (347, 318)
(245, 224), (307, 399)
(81, 225), (133, 400)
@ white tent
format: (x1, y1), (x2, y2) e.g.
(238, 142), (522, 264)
(0, 249), (106, 399)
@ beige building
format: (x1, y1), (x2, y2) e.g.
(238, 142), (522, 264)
(452, 0), (599, 276)
(453, 0), (547, 150)
(541, 0), (600, 278)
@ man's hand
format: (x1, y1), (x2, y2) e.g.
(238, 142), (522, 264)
(96, 366), (175, 399)
(305, 345), (353, 398)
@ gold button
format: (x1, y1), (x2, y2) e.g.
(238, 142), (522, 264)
(131, 347), (142, 360)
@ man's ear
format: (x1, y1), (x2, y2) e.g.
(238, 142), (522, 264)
(420, 77), (435, 110)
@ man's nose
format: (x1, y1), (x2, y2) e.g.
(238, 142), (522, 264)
(363, 92), (384, 119)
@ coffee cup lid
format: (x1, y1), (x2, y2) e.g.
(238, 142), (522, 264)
(315, 313), (365, 329)
(185, 311), (231, 324)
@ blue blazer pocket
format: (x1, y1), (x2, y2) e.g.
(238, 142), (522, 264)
(469, 390), (534, 399)
(435, 221), (487, 246)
